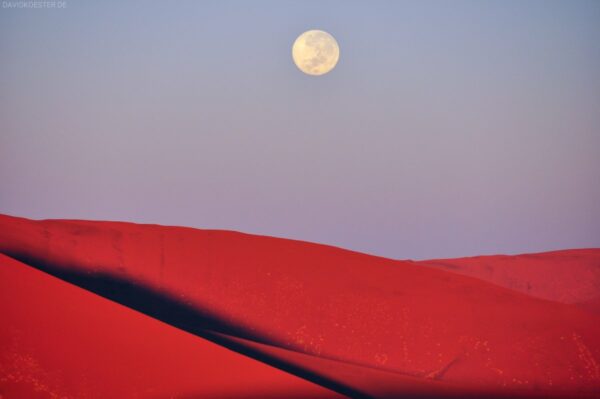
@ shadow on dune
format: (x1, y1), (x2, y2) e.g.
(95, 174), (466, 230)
(10, 253), (370, 399)
(6, 254), (553, 399)
(174, 388), (544, 399)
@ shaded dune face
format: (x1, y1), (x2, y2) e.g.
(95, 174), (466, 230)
(0, 253), (345, 399)
(1, 213), (599, 398)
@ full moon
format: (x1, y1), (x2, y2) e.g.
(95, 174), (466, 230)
(292, 30), (340, 76)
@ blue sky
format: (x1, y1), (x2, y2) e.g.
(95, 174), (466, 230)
(1, 0), (599, 259)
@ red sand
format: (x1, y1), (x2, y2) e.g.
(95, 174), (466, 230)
(419, 250), (600, 305)
(0, 253), (343, 399)
(1, 214), (599, 398)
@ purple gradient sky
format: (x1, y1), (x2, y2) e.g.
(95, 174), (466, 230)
(1, 1), (599, 259)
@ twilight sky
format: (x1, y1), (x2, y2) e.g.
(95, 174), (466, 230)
(1, 0), (599, 260)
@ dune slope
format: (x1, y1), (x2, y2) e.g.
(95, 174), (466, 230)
(1, 214), (599, 398)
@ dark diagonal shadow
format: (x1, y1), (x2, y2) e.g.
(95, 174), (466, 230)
(5, 253), (369, 399)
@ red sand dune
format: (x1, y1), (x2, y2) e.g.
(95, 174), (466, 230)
(1, 214), (599, 398)
(419, 250), (600, 305)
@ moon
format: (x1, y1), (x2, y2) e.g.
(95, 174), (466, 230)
(292, 30), (340, 76)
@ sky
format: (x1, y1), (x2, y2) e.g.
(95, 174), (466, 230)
(1, 0), (599, 260)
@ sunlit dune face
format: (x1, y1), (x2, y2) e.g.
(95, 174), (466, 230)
(292, 30), (340, 76)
